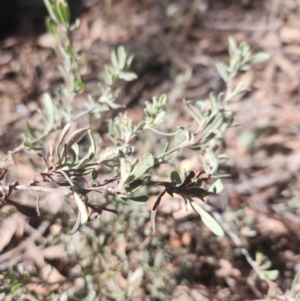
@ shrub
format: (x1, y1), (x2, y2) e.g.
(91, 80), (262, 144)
(0, 0), (272, 299)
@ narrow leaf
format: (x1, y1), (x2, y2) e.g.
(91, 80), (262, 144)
(248, 52), (270, 64)
(73, 192), (88, 225)
(232, 82), (244, 98)
(119, 195), (149, 205)
(129, 153), (154, 181)
(48, 137), (55, 167)
(190, 201), (224, 236)
(263, 270), (279, 281)
(45, 17), (57, 35)
(52, 5), (63, 24)
(153, 111), (165, 125)
(87, 129), (96, 160)
(259, 260), (272, 271)
(117, 46), (126, 70)
(58, 2), (70, 26)
(25, 122), (36, 139)
(35, 192), (41, 217)
(120, 158), (131, 186)
(228, 37), (238, 57)
(69, 211), (81, 235)
(151, 189), (166, 234)
(65, 127), (89, 150)
(111, 49), (119, 71)
(208, 179), (223, 194)
(56, 123), (71, 157)
(44, 0), (56, 20)
(255, 252), (263, 265)
(216, 62), (229, 82)
(119, 72), (138, 81)
(183, 100), (202, 124)
(43, 93), (55, 128)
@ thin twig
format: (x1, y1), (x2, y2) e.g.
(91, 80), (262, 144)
(0, 184), (71, 195)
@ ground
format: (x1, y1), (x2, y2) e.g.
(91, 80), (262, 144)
(1, 0), (300, 300)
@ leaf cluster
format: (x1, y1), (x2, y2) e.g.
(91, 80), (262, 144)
(1, 1), (270, 239)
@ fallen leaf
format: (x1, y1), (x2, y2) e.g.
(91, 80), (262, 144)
(0, 213), (25, 252)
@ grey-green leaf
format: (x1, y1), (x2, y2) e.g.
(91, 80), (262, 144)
(228, 37), (238, 57)
(73, 192), (88, 225)
(117, 46), (126, 70)
(261, 270), (279, 281)
(111, 49), (119, 71)
(153, 111), (165, 125)
(43, 93), (55, 128)
(119, 72), (138, 81)
(56, 122), (71, 157)
(248, 52), (270, 64)
(120, 158), (132, 186)
(190, 201), (224, 237)
(208, 179), (224, 194)
(216, 62), (229, 82)
(129, 153), (154, 180)
(65, 127), (89, 150)
(87, 129), (96, 160)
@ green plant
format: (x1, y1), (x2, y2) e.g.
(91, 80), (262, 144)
(0, 0), (271, 299)
(247, 251), (280, 299)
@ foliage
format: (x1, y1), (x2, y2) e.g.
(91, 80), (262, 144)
(0, 0), (275, 300)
